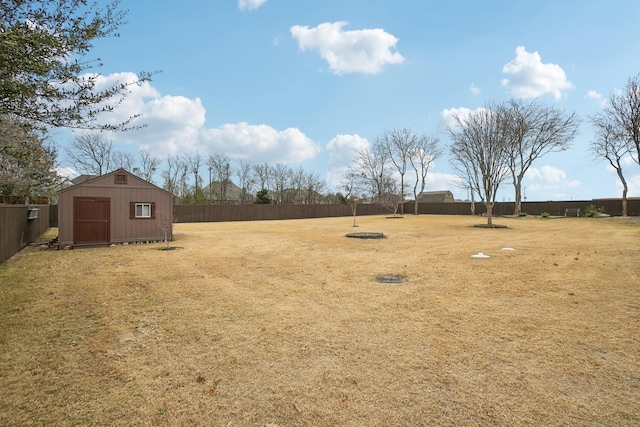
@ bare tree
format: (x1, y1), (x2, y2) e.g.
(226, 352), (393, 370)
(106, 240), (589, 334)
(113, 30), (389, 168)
(448, 104), (512, 226)
(253, 162), (272, 194)
(136, 149), (161, 183)
(65, 132), (113, 175)
(598, 74), (640, 166)
(379, 177), (403, 217)
(208, 152), (232, 203)
(178, 159), (190, 203)
(290, 165), (307, 204)
(375, 129), (417, 214)
(303, 171), (326, 204)
(356, 145), (392, 203)
(506, 99), (580, 215)
(409, 135), (442, 215)
(112, 151), (136, 172)
(161, 155), (182, 198)
(235, 160), (255, 204)
(341, 170), (366, 227)
(271, 163), (292, 204)
(185, 152), (203, 201)
(156, 210), (173, 249)
(590, 117), (631, 216)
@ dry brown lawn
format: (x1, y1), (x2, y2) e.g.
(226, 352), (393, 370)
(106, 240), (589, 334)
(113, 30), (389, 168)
(1, 214), (639, 426)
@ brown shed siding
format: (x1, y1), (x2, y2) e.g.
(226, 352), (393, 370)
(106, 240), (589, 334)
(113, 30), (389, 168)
(57, 169), (172, 247)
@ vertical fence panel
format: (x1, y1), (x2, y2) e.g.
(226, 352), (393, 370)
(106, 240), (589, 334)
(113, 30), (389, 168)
(0, 204), (51, 264)
(170, 199), (640, 224)
(171, 203), (384, 223)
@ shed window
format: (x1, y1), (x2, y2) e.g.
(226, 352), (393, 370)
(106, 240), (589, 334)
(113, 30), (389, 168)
(130, 202), (155, 219)
(136, 203), (151, 218)
(115, 173), (127, 184)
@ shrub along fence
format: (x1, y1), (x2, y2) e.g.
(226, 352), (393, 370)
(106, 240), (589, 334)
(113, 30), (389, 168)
(0, 204), (51, 264)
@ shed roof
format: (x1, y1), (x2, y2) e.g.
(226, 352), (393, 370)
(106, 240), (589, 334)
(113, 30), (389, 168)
(58, 168), (173, 196)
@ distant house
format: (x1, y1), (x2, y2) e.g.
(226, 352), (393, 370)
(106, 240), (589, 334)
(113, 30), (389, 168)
(57, 169), (173, 248)
(202, 180), (245, 203)
(416, 191), (455, 203)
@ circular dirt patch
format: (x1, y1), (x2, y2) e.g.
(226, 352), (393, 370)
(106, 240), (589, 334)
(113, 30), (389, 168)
(472, 224), (508, 229)
(346, 232), (385, 239)
(375, 274), (405, 284)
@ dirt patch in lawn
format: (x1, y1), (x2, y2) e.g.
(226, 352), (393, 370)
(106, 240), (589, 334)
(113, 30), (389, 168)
(1, 215), (639, 426)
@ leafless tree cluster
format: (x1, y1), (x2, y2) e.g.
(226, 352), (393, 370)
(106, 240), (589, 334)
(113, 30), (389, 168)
(159, 153), (328, 205)
(65, 132), (161, 181)
(64, 133), (332, 205)
(345, 128), (442, 216)
(448, 105), (512, 226)
(590, 73), (640, 216)
(447, 100), (579, 225)
(254, 163), (327, 205)
(506, 99), (580, 215)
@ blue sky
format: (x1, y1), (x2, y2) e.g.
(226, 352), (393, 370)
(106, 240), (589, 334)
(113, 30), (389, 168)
(59, 0), (640, 201)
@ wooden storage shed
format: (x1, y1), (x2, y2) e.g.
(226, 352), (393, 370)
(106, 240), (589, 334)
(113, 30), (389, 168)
(57, 169), (173, 248)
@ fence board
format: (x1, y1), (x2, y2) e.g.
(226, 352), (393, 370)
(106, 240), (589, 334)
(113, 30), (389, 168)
(0, 204), (51, 264)
(172, 203), (391, 223)
(172, 199), (640, 223)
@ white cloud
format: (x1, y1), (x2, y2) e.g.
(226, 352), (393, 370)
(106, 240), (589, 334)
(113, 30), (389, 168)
(622, 155), (638, 167)
(586, 90), (607, 106)
(325, 134), (370, 187)
(470, 83), (481, 96)
(523, 165), (581, 200)
(84, 72), (319, 165)
(238, 0), (267, 12)
(440, 106), (486, 129)
(526, 165), (567, 183)
(83, 72), (161, 129)
(501, 46), (573, 100)
(56, 166), (78, 179)
(290, 21), (404, 75)
(200, 122), (319, 164)
(135, 96), (207, 155)
(586, 90), (602, 100)
(625, 173), (640, 197)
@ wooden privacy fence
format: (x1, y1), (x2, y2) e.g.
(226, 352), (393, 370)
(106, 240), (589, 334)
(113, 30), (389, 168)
(46, 198), (640, 226)
(174, 199), (640, 223)
(406, 199), (640, 217)
(5, 198), (638, 264)
(0, 204), (51, 264)
(172, 203), (389, 223)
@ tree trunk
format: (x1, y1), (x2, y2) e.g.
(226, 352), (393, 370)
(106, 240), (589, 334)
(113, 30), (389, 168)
(486, 202), (493, 226)
(414, 200), (419, 215)
(399, 174), (405, 215)
(513, 182), (522, 215)
(618, 168), (628, 217)
(351, 203), (358, 227)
